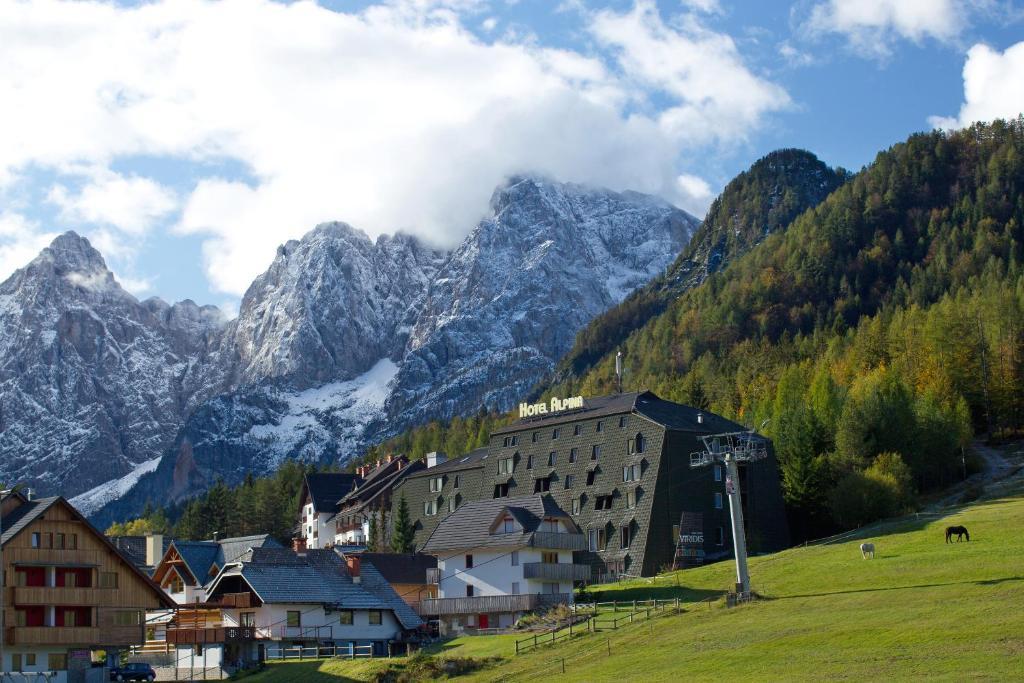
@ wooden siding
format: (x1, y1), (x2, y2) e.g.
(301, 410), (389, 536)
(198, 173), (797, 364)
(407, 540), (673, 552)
(521, 562), (591, 581)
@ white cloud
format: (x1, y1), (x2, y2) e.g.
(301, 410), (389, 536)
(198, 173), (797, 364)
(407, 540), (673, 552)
(779, 41), (815, 67)
(0, 213), (59, 283)
(590, 1), (791, 146)
(681, 0), (722, 14)
(673, 173), (714, 216)
(0, 0), (787, 295)
(929, 42), (1024, 129)
(805, 0), (979, 58)
(47, 169), (177, 234)
(116, 274), (154, 296)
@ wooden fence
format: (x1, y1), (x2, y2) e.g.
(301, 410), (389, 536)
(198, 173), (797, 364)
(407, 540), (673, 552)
(265, 644), (375, 660)
(515, 598), (682, 655)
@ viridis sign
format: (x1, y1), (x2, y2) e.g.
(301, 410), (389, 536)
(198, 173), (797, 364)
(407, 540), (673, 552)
(518, 395), (584, 418)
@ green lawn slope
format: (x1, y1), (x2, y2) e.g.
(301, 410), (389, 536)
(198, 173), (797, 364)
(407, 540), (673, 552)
(243, 477), (1024, 682)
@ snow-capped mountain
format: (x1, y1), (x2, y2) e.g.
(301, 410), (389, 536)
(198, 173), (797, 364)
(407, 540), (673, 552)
(0, 176), (697, 522)
(0, 232), (226, 499)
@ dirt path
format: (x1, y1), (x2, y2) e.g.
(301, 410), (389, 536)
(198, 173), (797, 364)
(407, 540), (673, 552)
(926, 440), (1017, 510)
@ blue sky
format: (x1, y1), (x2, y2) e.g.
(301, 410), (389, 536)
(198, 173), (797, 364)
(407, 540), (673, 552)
(0, 0), (1022, 314)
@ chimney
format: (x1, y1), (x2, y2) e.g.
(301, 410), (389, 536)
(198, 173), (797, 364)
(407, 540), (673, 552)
(24, 488), (35, 501)
(292, 537), (307, 553)
(386, 454), (394, 463)
(145, 534), (164, 567)
(426, 451), (447, 469)
(346, 555), (361, 584)
(697, 413), (704, 425)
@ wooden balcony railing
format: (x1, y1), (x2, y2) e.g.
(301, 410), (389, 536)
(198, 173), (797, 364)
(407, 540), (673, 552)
(522, 562), (592, 581)
(5, 624), (145, 647)
(6, 548), (104, 566)
(418, 592), (571, 616)
(212, 592), (258, 608)
(426, 568), (441, 584)
(166, 626), (262, 645)
(12, 586), (101, 605)
(529, 532), (587, 551)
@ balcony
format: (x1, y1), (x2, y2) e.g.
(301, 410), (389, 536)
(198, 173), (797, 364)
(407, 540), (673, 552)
(522, 562), (592, 581)
(211, 592), (258, 608)
(12, 586), (100, 606)
(529, 531), (587, 551)
(5, 548), (103, 566)
(5, 625), (145, 647)
(426, 568), (441, 585)
(418, 592), (571, 616)
(166, 626), (262, 645)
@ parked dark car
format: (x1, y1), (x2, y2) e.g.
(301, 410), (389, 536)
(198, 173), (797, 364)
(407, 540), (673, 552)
(109, 662), (156, 681)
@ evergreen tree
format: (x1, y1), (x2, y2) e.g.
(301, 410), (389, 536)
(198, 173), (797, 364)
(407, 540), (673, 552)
(391, 495), (414, 553)
(368, 513), (380, 552)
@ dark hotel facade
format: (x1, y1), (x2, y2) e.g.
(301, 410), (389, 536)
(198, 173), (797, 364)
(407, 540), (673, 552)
(393, 391), (790, 580)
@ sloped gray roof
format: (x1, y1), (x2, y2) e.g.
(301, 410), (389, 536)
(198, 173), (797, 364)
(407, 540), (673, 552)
(403, 448), (490, 479)
(420, 494), (575, 553)
(355, 553), (436, 584)
(208, 548), (422, 629)
(216, 534), (280, 565)
(304, 473), (361, 513)
(170, 534), (281, 585)
(491, 391), (747, 435)
(108, 535), (174, 574)
(1, 495), (59, 545)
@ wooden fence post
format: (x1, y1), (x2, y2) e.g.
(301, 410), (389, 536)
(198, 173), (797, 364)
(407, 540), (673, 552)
(606, 638), (611, 656)
(561, 658), (565, 674)
(534, 634), (538, 650)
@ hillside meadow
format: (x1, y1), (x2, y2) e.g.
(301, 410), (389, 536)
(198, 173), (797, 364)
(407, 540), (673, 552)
(242, 465), (1024, 682)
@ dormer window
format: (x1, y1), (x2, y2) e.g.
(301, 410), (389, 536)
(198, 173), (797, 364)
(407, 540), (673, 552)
(594, 495), (613, 511)
(532, 432), (538, 443)
(501, 516), (516, 533)
(493, 483), (509, 498)
(526, 454), (534, 469)
(573, 424), (582, 436)
(502, 435), (519, 447)
(627, 433), (645, 455)
(552, 428), (560, 440)
(498, 456), (515, 474)
(596, 420), (603, 433)
(548, 451), (557, 466)
(534, 477), (551, 493)
(619, 416), (628, 429)
(429, 476), (443, 493)
(424, 500), (438, 516)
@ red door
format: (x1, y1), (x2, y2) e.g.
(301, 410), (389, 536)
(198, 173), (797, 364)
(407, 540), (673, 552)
(478, 614), (489, 629)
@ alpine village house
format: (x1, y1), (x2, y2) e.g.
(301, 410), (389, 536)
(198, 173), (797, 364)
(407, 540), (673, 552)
(0, 490), (172, 682)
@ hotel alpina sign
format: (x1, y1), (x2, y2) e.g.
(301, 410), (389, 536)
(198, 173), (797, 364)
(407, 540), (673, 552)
(519, 395), (584, 418)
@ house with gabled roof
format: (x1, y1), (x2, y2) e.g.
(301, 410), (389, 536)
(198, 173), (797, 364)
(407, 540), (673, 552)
(418, 494), (590, 634)
(297, 472), (361, 549)
(151, 534), (280, 604)
(165, 546), (423, 664)
(1, 490), (172, 681)
(330, 455), (424, 547)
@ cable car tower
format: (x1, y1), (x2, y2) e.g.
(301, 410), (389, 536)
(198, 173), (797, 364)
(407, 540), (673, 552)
(690, 430), (769, 599)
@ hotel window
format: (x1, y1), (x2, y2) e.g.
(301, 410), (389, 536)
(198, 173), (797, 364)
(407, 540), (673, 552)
(591, 444), (601, 460)
(337, 610), (353, 625)
(532, 432), (538, 443)
(564, 474), (574, 489)
(498, 456), (514, 474)
(511, 551), (519, 566)
(241, 612), (256, 627)
(541, 551), (558, 564)
(526, 454), (534, 469)
(448, 497), (458, 513)
(552, 428), (560, 440)
(465, 554), (474, 568)
(714, 465), (722, 482)
(548, 451), (557, 466)
(369, 610), (382, 625)
(586, 470), (596, 486)
(466, 585), (474, 597)
(569, 447), (578, 463)
(502, 436), (512, 447)
(454, 475), (461, 489)
(534, 477), (551, 493)
(596, 420), (603, 432)
(714, 493), (723, 509)
(620, 524), (632, 549)
(627, 433), (645, 455)
(48, 654), (67, 671)
(511, 582), (520, 595)
(424, 500), (438, 516)
(573, 424), (582, 436)
(619, 416), (628, 429)
(588, 528), (607, 551)
(622, 464), (641, 482)
(493, 483), (509, 498)
(716, 527), (725, 545)
(626, 488), (637, 509)
(429, 476), (443, 492)
(287, 611), (301, 628)
(595, 495), (613, 511)
(572, 498), (581, 515)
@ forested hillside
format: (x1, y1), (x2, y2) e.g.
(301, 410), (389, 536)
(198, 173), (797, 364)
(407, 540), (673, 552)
(556, 149), (848, 379)
(554, 118), (1024, 536)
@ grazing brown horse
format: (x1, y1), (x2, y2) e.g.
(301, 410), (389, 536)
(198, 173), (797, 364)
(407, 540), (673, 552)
(945, 525), (970, 543)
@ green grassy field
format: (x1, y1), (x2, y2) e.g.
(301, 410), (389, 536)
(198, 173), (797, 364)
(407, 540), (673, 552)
(243, 481), (1024, 682)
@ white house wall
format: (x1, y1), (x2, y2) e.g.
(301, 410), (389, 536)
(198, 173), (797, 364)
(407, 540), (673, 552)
(437, 547), (574, 598)
(220, 604), (402, 642)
